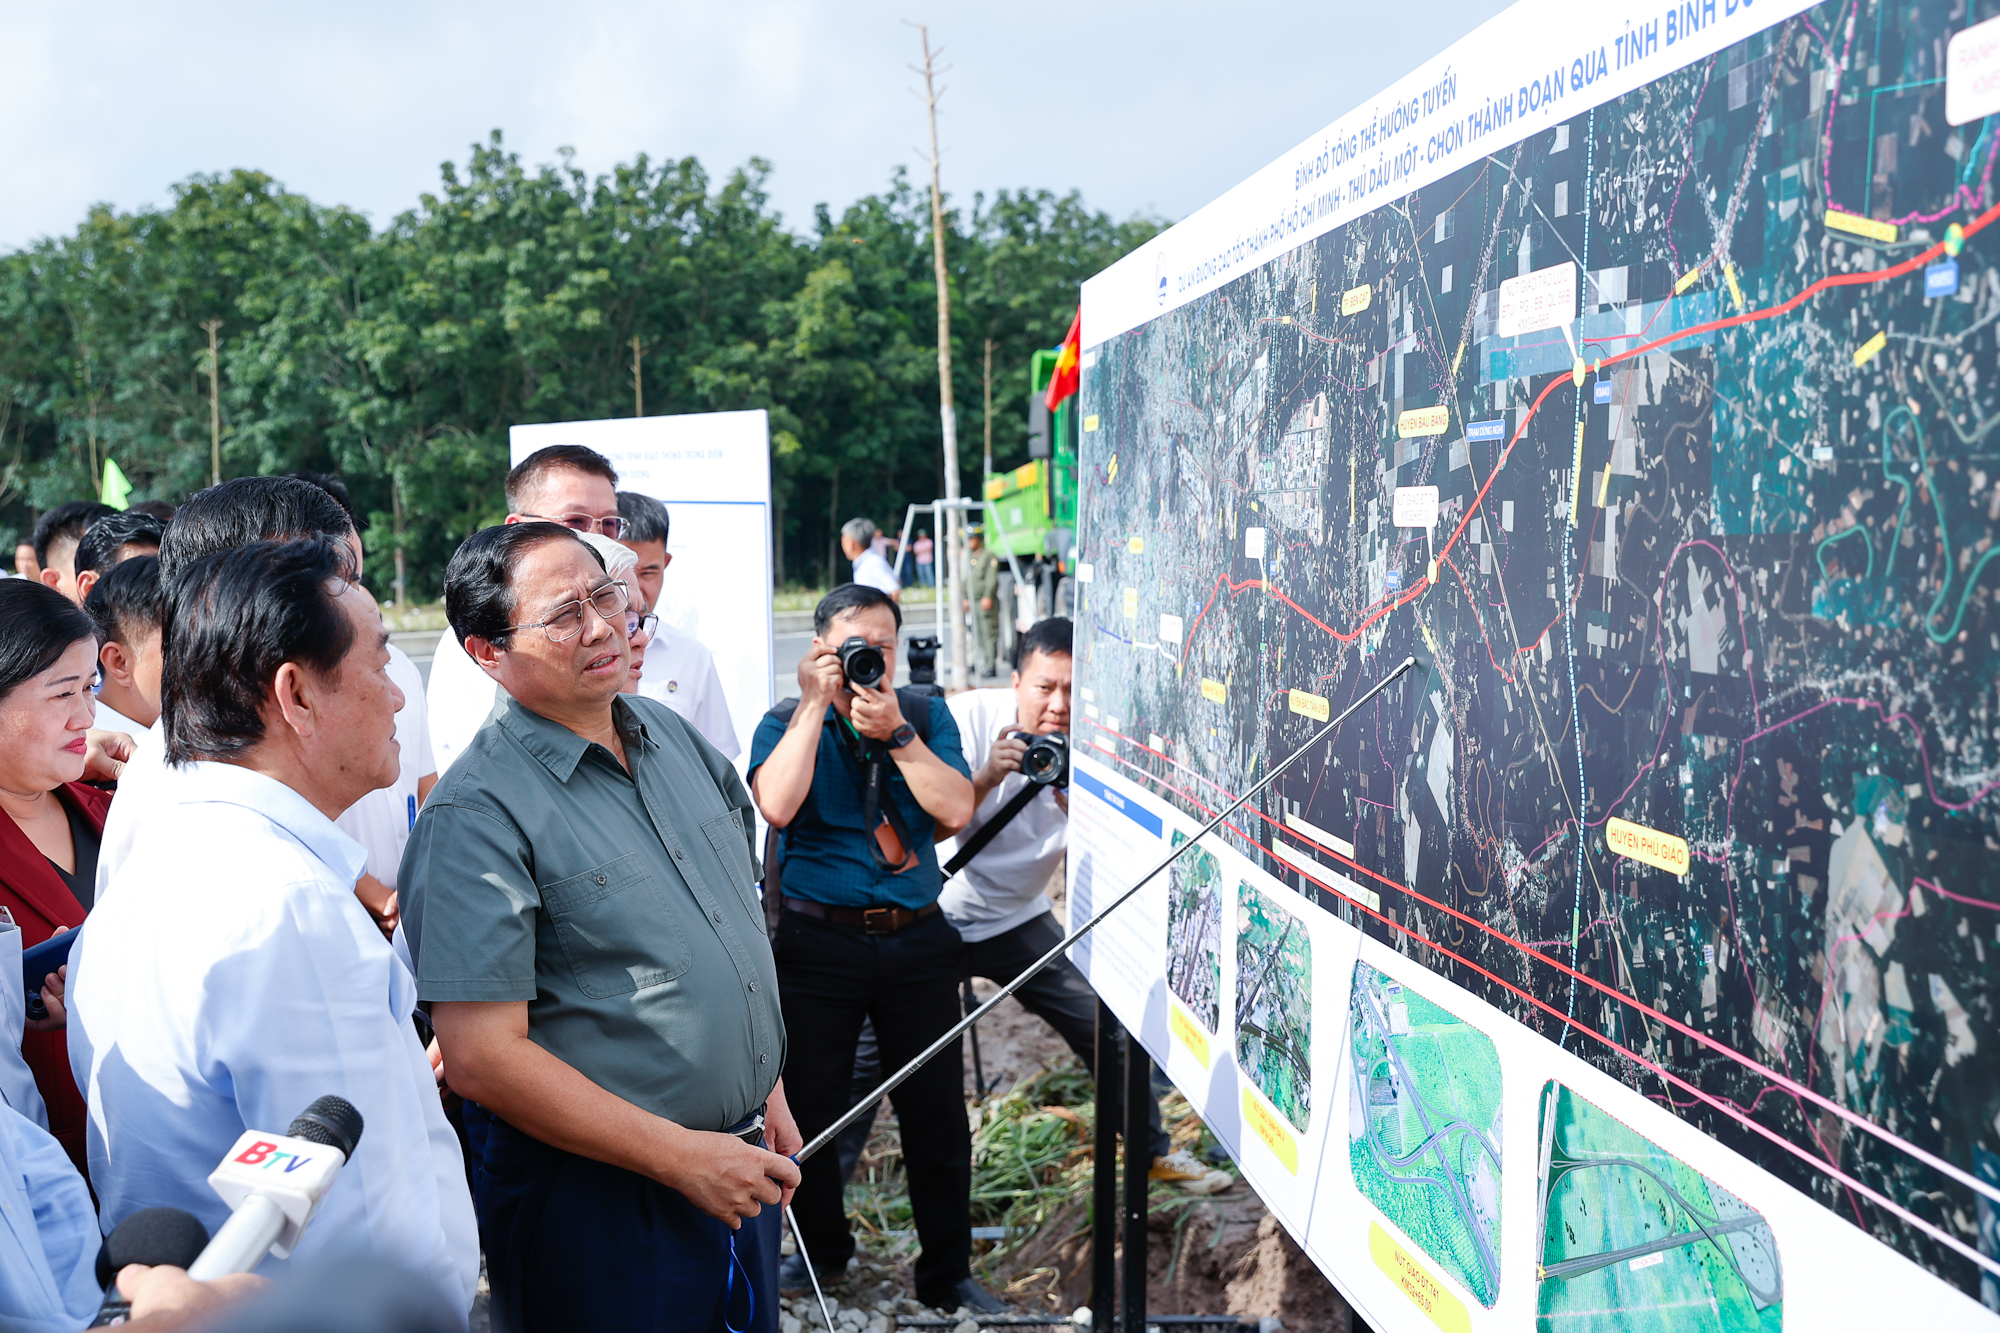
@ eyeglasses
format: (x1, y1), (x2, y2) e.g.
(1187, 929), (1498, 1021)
(626, 612), (660, 641)
(522, 512), (626, 539)
(511, 581), (631, 643)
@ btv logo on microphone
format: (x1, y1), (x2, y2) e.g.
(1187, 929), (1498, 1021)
(231, 1140), (319, 1174)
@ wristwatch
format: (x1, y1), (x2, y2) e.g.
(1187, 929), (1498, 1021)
(888, 722), (918, 750)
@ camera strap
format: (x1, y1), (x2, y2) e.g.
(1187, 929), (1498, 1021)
(941, 779), (1044, 879)
(834, 718), (921, 875)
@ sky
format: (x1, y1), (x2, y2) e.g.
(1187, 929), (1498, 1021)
(0, 0), (1516, 252)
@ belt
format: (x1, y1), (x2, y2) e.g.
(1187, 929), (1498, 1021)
(722, 1102), (767, 1147)
(782, 897), (940, 934)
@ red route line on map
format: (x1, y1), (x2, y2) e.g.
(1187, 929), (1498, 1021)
(1080, 718), (2000, 1210)
(1077, 735), (2000, 1273)
(1164, 198), (2000, 669)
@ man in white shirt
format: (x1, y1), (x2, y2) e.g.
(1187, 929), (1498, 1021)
(284, 473), (442, 931)
(84, 555), (164, 740)
(840, 518), (900, 601)
(428, 445), (626, 775)
(937, 618), (1230, 1194)
(618, 490), (738, 759)
(68, 536), (479, 1316)
(93, 476), (362, 904)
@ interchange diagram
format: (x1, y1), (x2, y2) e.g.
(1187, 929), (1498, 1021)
(1077, 0), (2000, 1305)
(1347, 963), (1505, 1307)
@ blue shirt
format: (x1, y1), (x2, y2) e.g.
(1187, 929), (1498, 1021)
(0, 1103), (99, 1333)
(749, 698), (967, 910)
(70, 762), (480, 1320)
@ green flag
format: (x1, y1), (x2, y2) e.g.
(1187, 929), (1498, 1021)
(100, 458), (132, 510)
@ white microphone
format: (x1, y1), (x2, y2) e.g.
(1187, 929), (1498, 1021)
(186, 1095), (365, 1280)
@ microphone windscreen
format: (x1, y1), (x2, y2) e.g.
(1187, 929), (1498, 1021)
(96, 1207), (210, 1288)
(287, 1094), (364, 1159)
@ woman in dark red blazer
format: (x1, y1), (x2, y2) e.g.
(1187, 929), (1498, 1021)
(0, 579), (111, 1172)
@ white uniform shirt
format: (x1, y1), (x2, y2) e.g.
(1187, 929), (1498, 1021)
(88, 696), (145, 739)
(636, 625), (739, 760)
(0, 1102), (100, 1333)
(851, 549), (900, 596)
(69, 762), (479, 1317)
(334, 645), (435, 888)
(91, 720), (166, 903)
(424, 629), (495, 779)
(936, 689), (1068, 943)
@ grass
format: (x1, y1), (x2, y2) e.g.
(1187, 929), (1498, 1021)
(844, 1059), (1237, 1309)
(776, 586), (945, 612)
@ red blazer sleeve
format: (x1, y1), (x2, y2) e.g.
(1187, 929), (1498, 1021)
(0, 781), (107, 1174)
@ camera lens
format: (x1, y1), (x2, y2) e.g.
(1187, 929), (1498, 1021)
(838, 636), (887, 690)
(1020, 732), (1070, 787)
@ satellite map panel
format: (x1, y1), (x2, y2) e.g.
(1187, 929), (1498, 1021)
(1077, 0), (2000, 1309)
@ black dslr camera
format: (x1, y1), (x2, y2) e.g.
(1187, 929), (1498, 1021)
(1018, 730), (1070, 788)
(837, 636), (887, 690)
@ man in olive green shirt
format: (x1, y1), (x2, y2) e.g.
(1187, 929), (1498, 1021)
(400, 522), (800, 1333)
(966, 527), (1000, 679)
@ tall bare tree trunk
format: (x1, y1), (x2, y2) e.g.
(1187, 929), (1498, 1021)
(911, 22), (967, 687)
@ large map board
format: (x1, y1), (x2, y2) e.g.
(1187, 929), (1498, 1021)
(1066, 0), (2000, 1327)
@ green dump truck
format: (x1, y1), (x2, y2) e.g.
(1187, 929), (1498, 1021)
(981, 347), (1080, 656)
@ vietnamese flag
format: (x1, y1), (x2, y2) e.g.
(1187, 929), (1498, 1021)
(1044, 308), (1081, 411)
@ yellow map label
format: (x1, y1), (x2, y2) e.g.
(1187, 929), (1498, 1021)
(1084, 414), (1101, 431)
(1854, 330), (1888, 367)
(1398, 405), (1450, 437)
(1288, 689), (1330, 722)
(1674, 262), (1702, 295)
(1825, 209), (1899, 243)
(1200, 678), (1227, 704)
(1240, 1088), (1299, 1174)
(1369, 1224), (1471, 1333)
(1605, 816), (1690, 876)
(1169, 1005), (1211, 1067)
(1122, 588), (1139, 619)
(1341, 283), (1373, 315)
(1128, 536), (1145, 554)
(1724, 262), (1745, 310)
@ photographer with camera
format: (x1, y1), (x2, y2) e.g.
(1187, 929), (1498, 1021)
(747, 585), (999, 1313)
(938, 618), (1233, 1195)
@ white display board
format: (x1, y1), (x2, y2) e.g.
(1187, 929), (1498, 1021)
(510, 411), (773, 764)
(1067, 0), (2000, 1326)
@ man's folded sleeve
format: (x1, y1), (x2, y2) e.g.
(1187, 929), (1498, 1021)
(399, 800), (541, 1003)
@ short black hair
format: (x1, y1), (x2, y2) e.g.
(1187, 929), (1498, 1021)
(74, 512), (166, 579)
(505, 445), (618, 514)
(86, 555), (165, 647)
(128, 499), (176, 523)
(442, 523), (604, 649)
(617, 491), (670, 545)
(286, 471), (370, 533)
(160, 477), (356, 579)
(1016, 617), (1073, 670)
(162, 537), (359, 765)
(0, 579), (99, 701)
(33, 501), (116, 571)
(814, 582), (901, 636)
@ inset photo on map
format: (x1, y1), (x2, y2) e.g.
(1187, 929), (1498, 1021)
(1165, 832), (1223, 1033)
(1233, 882), (1312, 1132)
(1346, 962), (1503, 1307)
(1536, 1080), (1783, 1333)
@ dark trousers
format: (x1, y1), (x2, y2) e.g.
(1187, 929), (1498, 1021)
(462, 1103), (780, 1333)
(774, 908), (971, 1302)
(962, 910), (1173, 1159)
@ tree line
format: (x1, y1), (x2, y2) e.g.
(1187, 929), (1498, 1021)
(0, 131), (1160, 597)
